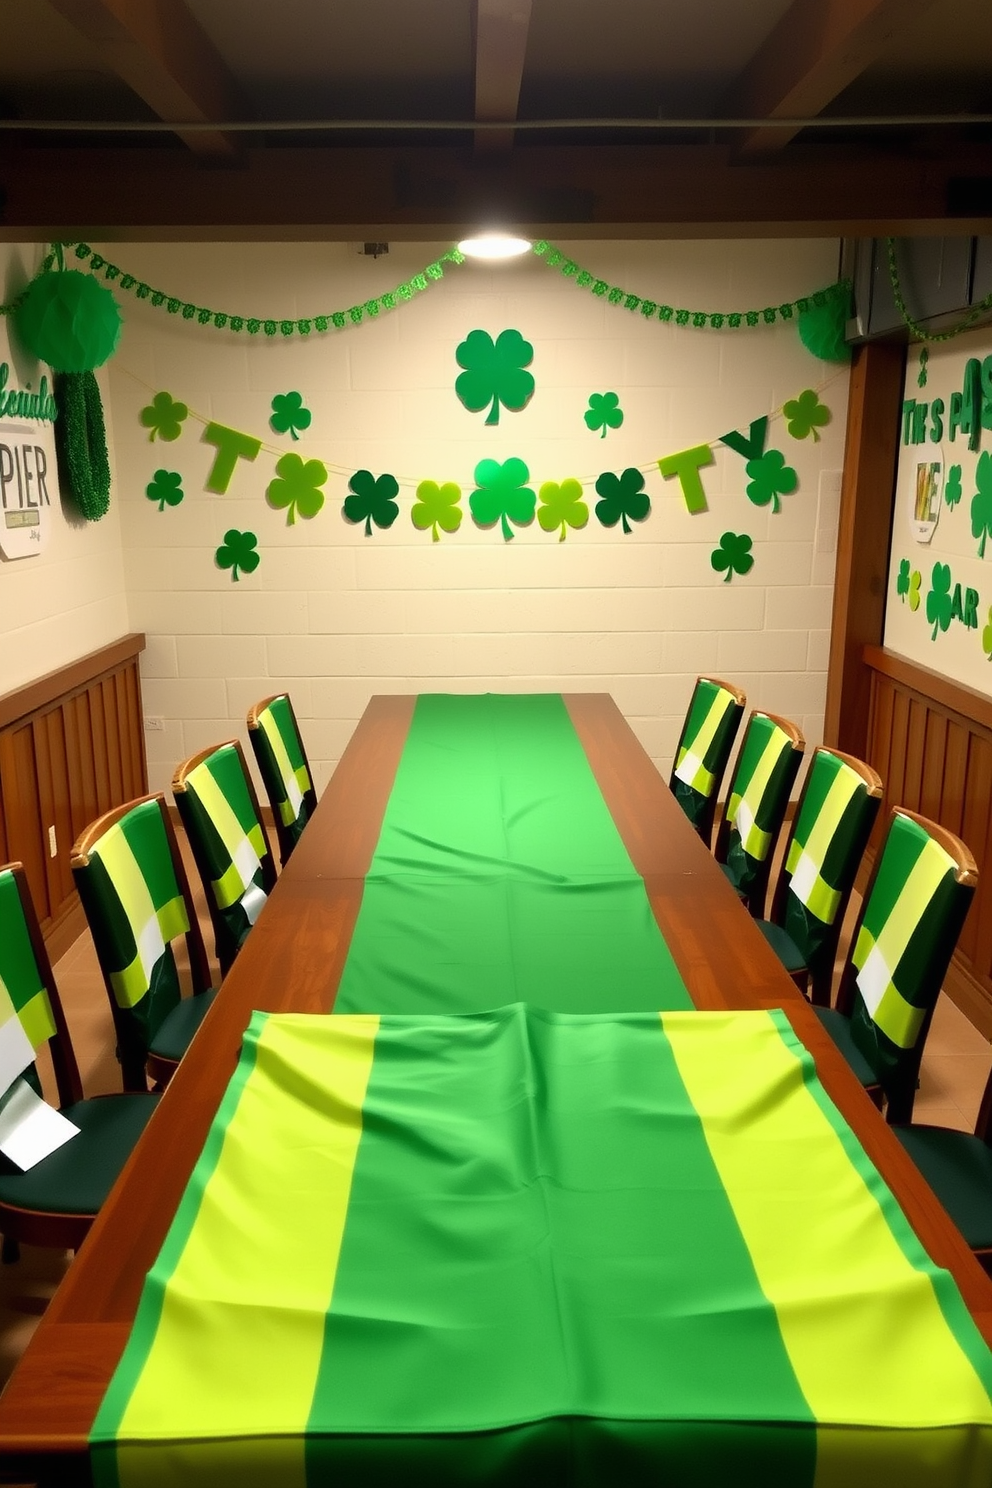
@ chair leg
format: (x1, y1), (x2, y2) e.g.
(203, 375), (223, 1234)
(2, 1234), (21, 1264)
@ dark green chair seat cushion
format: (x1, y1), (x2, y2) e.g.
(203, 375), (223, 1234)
(894, 1125), (992, 1252)
(0, 1093), (158, 1215)
(149, 986), (219, 1064)
(755, 919), (809, 975)
(813, 1006), (880, 1091)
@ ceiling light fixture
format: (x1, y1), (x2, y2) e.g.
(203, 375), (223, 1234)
(457, 234), (532, 261)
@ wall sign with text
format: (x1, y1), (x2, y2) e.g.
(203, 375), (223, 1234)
(0, 320), (58, 560)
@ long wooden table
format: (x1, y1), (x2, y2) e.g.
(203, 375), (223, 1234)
(3, 693), (992, 1483)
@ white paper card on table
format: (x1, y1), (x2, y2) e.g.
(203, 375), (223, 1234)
(0, 1077), (79, 1171)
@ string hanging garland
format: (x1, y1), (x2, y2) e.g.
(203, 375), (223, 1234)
(886, 237), (992, 344)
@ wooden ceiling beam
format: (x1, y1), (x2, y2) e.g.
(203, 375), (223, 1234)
(44, 0), (250, 156)
(722, 0), (941, 155)
(474, 0), (533, 154)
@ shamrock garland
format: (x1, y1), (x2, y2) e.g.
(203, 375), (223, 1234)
(783, 389), (830, 442)
(344, 470), (400, 535)
(412, 481), (462, 542)
(140, 391), (188, 442)
(594, 469), (650, 534)
(266, 453), (328, 525)
(537, 480), (589, 542)
(216, 529), (259, 581)
(470, 458), (536, 541)
(745, 451), (798, 513)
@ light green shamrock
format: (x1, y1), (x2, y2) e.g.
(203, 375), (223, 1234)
(982, 606), (992, 660)
(411, 480), (462, 542)
(537, 479), (589, 541)
(266, 452), (328, 526)
(782, 389), (831, 442)
(139, 391), (188, 442)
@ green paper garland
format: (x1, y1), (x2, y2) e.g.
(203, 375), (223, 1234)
(55, 371), (112, 520)
(887, 238), (992, 344)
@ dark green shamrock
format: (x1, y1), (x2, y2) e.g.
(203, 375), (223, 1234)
(710, 532), (754, 581)
(584, 392), (624, 438)
(970, 452), (992, 557)
(896, 558), (910, 601)
(145, 469), (184, 511)
(594, 468), (650, 534)
(215, 529), (259, 582)
(537, 479), (589, 542)
(139, 391), (188, 442)
(455, 329), (534, 426)
(270, 391), (312, 441)
(344, 469), (400, 535)
(983, 606), (992, 661)
(917, 347), (929, 389)
(944, 464), (962, 510)
(411, 480), (462, 542)
(926, 562), (953, 641)
(469, 457), (535, 541)
(782, 389), (831, 442)
(266, 453), (328, 526)
(745, 449), (798, 513)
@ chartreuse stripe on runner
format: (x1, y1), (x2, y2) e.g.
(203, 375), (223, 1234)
(335, 693), (692, 1014)
(92, 1008), (992, 1488)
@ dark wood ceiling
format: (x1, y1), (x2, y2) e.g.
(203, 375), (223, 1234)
(1, 0), (990, 239)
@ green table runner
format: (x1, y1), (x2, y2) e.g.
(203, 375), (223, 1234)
(335, 694), (692, 1014)
(92, 1006), (992, 1487)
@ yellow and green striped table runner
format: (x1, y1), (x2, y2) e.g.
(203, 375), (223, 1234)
(92, 1006), (992, 1487)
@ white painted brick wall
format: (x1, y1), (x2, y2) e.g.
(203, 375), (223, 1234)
(98, 238), (849, 795)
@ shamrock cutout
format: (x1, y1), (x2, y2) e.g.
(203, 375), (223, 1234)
(926, 562), (953, 641)
(711, 532), (754, 582)
(945, 464), (962, 510)
(344, 469), (400, 535)
(215, 529), (259, 582)
(537, 479), (589, 542)
(412, 480), (462, 542)
(145, 469), (184, 511)
(584, 392), (624, 438)
(266, 453), (328, 526)
(918, 347), (929, 389)
(455, 329), (534, 425)
(270, 391), (312, 441)
(783, 389), (831, 442)
(745, 449), (798, 512)
(971, 452), (992, 557)
(140, 391), (188, 442)
(594, 468), (651, 534)
(469, 457), (535, 541)
(896, 558), (910, 600)
(908, 570), (921, 611)
(983, 607), (992, 661)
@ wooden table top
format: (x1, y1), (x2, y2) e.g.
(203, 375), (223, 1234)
(3, 692), (992, 1472)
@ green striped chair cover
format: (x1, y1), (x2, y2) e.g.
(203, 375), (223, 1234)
(894, 1067), (992, 1270)
(669, 677), (745, 841)
(817, 809), (977, 1125)
(72, 797), (216, 1092)
(247, 693), (317, 866)
(0, 862), (158, 1253)
(174, 741), (277, 976)
(715, 711), (804, 915)
(756, 747), (882, 1006)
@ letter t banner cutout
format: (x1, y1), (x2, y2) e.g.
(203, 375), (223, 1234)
(202, 422), (262, 494)
(658, 444), (715, 514)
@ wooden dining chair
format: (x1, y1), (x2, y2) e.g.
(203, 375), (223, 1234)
(173, 740), (277, 976)
(247, 692), (317, 867)
(815, 808), (978, 1125)
(0, 862), (159, 1256)
(755, 746), (883, 1007)
(892, 1067), (992, 1275)
(714, 711), (805, 917)
(71, 795), (217, 1092)
(669, 676), (746, 843)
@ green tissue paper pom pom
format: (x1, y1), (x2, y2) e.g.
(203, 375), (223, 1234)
(15, 269), (122, 372)
(797, 290), (851, 363)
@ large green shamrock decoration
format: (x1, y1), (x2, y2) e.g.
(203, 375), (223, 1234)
(584, 392), (624, 438)
(455, 329), (534, 426)
(270, 391), (312, 441)
(926, 562), (953, 640)
(594, 468), (650, 534)
(411, 480), (462, 542)
(140, 391), (188, 442)
(895, 559), (922, 610)
(783, 389), (831, 442)
(344, 469), (400, 535)
(711, 532), (754, 581)
(983, 606), (992, 661)
(945, 464), (962, 510)
(971, 452), (992, 557)
(745, 449), (798, 512)
(469, 457), (535, 541)
(537, 479), (589, 542)
(215, 529), (259, 582)
(145, 469), (184, 511)
(266, 452), (328, 526)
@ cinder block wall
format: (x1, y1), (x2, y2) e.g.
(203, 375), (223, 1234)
(102, 238), (849, 794)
